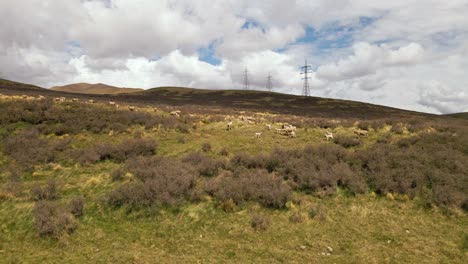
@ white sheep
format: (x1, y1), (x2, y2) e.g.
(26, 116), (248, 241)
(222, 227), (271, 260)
(170, 111), (180, 117)
(289, 131), (296, 138)
(266, 124), (272, 130)
(128, 106), (136, 111)
(72, 98), (79, 102)
(227, 121), (233, 131)
(255, 132), (262, 138)
(325, 131), (334, 141)
(88, 99), (94, 104)
(109, 101), (116, 105)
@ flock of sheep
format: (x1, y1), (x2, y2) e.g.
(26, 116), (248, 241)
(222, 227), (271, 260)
(16, 94), (370, 141)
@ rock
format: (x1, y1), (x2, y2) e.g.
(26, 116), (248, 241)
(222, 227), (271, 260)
(300, 245), (306, 250)
(405, 229), (410, 234)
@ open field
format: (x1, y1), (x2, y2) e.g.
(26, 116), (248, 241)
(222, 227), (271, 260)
(0, 80), (467, 263)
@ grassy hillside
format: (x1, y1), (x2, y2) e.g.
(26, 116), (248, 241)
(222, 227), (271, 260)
(0, 82), (467, 263)
(51, 83), (143, 95)
(445, 112), (468, 120)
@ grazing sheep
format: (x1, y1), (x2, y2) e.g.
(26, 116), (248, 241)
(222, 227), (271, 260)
(239, 115), (246, 121)
(325, 131), (334, 141)
(266, 124), (272, 130)
(227, 121), (233, 131)
(170, 110), (181, 117)
(109, 101), (116, 105)
(248, 120), (254, 124)
(54, 97), (60, 102)
(88, 99), (95, 104)
(59, 97), (66, 102)
(281, 123), (290, 129)
(115, 104), (120, 108)
(255, 132), (262, 138)
(289, 131), (296, 138)
(72, 98), (79, 102)
(128, 106), (136, 111)
(353, 129), (368, 137)
(38, 95), (45, 100)
(22, 95), (28, 99)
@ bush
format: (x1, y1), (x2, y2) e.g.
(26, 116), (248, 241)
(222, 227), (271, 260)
(108, 157), (197, 209)
(31, 179), (58, 201)
(209, 169), (291, 208)
(69, 196), (85, 217)
(110, 167), (125, 181)
(251, 214), (271, 231)
(219, 147), (229, 156)
(289, 211), (305, 223)
(33, 201), (78, 238)
(201, 142), (212, 153)
(333, 135), (361, 148)
(182, 152), (223, 177)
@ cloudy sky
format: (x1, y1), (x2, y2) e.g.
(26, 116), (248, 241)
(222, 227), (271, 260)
(1, 0), (468, 114)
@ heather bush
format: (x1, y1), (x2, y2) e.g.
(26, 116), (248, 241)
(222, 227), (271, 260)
(251, 214), (271, 231)
(333, 135), (361, 148)
(108, 157), (197, 208)
(33, 201), (78, 238)
(201, 142), (212, 152)
(69, 196), (85, 218)
(110, 167), (125, 181)
(182, 152), (223, 177)
(31, 179), (58, 201)
(209, 169), (291, 208)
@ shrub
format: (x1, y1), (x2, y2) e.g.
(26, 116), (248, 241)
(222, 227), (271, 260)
(31, 179), (58, 201)
(108, 157), (197, 208)
(69, 196), (84, 218)
(219, 147), (229, 156)
(210, 169), (291, 208)
(309, 205), (327, 221)
(201, 142), (212, 153)
(251, 214), (271, 231)
(289, 211), (305, 223)
(182, 152), (223, 177)
(110, 167), (125, 181)
(390, 123), (405, 134)
(333, 135), (361, 148)
(33, 201), (78, 238)
(4, 129), (55, 169)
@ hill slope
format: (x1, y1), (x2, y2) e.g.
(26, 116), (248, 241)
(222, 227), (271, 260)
(445, 112), (468, 120)
(0, 78), (46, 92)
(51, 83), (143, 94)
(116, 86), (432, 119)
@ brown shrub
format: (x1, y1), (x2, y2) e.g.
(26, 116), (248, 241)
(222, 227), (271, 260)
(333, 135), (361, 148)
(219, 147), (229, 156)
(33, 201), (78, 238)
(201, 142), (212, 153)
(110, 167), (125, 181)
(69, 196), (84, 217)
(289, 211), (305, 223)
(108, 157), (197, 208)
(182, 152), (223, 177)
(251, 214), (271, 231)
(31, 179), (58, 201)
(209, 169), (291, 208)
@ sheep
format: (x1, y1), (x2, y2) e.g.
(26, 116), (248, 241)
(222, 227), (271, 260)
(170, 110), (181, 117)
(289, 131), (297, 138)
(255, 132), (262, 138)
(325, 131), (334, 141)
(353, 129), (368, 137)
(88, 99), (95, 104)
(72, 98), (79, 102)
(115, 104), (120, 108)
(266, 124), (272, 130)
(109, 101), (116, 105)
(227, 121), (233, 131)
(37, 95), (45, 100)
(128, 106), (136, 111)
(54, 97), (61, 102)
(22, 95), (28, 99)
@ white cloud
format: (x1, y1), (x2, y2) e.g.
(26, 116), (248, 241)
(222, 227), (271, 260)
(1, 0), (468, 114)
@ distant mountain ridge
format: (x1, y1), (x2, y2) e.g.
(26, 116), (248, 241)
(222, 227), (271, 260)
(51, 83), (143, 94)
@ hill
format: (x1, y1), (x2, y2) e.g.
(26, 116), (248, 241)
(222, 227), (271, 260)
(0, 79), (467, 263)
(445, 112), (468, 120)
(0, 78), (46, 92)
(51, 83), (143, 94)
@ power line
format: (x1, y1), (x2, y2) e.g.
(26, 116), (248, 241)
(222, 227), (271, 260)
(266, 72), (273, 92)
(243, 68), (250, 90)
(300, 59), (312, 96)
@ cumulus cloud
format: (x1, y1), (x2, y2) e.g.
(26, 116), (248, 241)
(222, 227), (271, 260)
(1, 0), (468, 114)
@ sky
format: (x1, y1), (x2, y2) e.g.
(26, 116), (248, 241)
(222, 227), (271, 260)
(1, 0), (468, 114)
